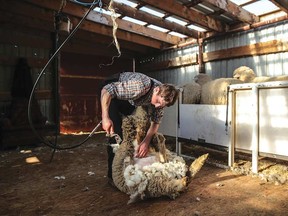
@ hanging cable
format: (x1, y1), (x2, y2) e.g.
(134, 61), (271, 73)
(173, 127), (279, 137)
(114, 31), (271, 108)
(72, 0), (101, 6)
(28, 0), (104, 150)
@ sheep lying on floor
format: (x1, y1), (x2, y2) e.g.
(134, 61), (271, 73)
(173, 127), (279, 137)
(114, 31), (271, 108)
(112, 106), (208, 204)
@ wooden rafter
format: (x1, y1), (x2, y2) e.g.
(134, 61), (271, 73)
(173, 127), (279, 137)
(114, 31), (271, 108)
(23, 0), (183, 45)
(0, 0), (166, 52)
(138, 0), (229, 32)
(270, 0), (288, 13)
(202, 0), (259, 24)
(0, 8), (153, 57)
(203, 39), (288, 62)
(101, 0), (199, 38)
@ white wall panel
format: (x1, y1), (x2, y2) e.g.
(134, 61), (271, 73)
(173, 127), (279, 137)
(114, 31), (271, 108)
(259, 88), (288, 156)
(178, 104), (230, 147)
(158, 103), (177, 137)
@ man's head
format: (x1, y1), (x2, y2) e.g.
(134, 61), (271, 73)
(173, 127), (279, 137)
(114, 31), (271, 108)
(151, 84), (179, 108)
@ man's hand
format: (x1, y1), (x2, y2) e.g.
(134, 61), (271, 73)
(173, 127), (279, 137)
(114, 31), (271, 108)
(102, 117), (114, 135)
(135, 122), (160, 158)
(135, 141), (149, 158)
(101, 88), (114, 135)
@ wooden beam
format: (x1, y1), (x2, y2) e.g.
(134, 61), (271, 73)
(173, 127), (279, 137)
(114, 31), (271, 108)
(1, 0), (167, 50)
(0, 7), (152, 56)
(138, 0), (228, 32)
(74, 30), (155, 55)
(232, 14), (288, 33)
(101, 0), (199, 38)
(270, 0), (288, 13)
(0, 13), (140, 59)
(138, 53), (198, 72)
(23, 0), (183, 45)
(0, 55), (49, 68)
(202, 39), (288, 62)
(205, 14), (288, 38)
(60, 74), (106, 80)
(0, 90), (52, 101)
(203, 0), (259, 24)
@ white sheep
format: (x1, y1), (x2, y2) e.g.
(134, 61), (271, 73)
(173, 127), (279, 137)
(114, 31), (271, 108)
(200, 78), (244, 105)
(233, 66), (270, 83)
(181, 82), (201, 104)
(180, 74), (212, 104)
(233, 66), (288, 83)
(112, 106), (208, 204)
(267, 75), (288, 82)
(194, 73), (212, 86)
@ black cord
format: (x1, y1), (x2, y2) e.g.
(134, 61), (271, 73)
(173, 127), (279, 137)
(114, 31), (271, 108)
(225, 85), (230, 133)
(28, 0), (101, 150)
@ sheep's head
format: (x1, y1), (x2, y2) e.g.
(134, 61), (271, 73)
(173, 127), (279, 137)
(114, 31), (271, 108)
(194, 73), (212, 86)
(233, 66), (255, 82)
(167, 177), (187, 199)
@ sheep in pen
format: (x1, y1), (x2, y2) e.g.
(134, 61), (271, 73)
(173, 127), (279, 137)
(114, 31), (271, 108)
(111, 106), (208, 204)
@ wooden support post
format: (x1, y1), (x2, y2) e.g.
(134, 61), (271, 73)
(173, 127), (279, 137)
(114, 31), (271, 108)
(198, 36), (205, 74)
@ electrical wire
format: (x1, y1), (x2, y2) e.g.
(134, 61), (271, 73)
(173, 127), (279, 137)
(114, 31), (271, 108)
(28, 0), (103, 150)
(72, 0), (102, 6)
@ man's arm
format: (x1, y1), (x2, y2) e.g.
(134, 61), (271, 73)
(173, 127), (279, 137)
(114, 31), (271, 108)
(101, 88), (114, 134)
(135, 122), (159, 158)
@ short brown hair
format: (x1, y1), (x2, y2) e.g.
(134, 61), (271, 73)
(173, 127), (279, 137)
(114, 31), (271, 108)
(158, 84), (179, 107)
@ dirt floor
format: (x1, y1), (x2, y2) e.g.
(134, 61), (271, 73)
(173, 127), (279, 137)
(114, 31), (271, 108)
(1, 133), (288, 216)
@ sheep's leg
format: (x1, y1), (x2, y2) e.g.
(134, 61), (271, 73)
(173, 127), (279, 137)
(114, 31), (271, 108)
(127, 192), (141, 205)
(188, 153), (209, 179)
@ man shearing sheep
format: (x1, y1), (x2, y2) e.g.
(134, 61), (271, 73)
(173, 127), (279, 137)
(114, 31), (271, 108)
(100, 72), (179, 183)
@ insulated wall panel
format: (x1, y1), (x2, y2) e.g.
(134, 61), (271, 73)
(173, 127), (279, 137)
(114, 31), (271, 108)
(234, 90), (254, 151)
(158, 103), (177, 137)
(179, 104), (229, 147)
(259, 88), (288, 156)
(232, 82), (288, 159)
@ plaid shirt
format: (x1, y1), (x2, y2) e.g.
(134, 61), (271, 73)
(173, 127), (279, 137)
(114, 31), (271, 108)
(103, 72), (164, 123)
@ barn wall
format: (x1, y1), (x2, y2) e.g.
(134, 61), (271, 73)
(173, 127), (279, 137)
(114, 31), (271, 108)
(0, 29), (54, 122)
(0, 27), (55, 148)
(142, 20), (288, 85)
(142, 45), (199, 86)
(144, 21), (288, 137)
(60, 52), (134, 133)
(205, 21), (288, 79)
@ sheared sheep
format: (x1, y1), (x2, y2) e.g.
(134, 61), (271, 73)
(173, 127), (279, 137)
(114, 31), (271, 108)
(112, 106), (208, 204)
(200, 78), (244, 105)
